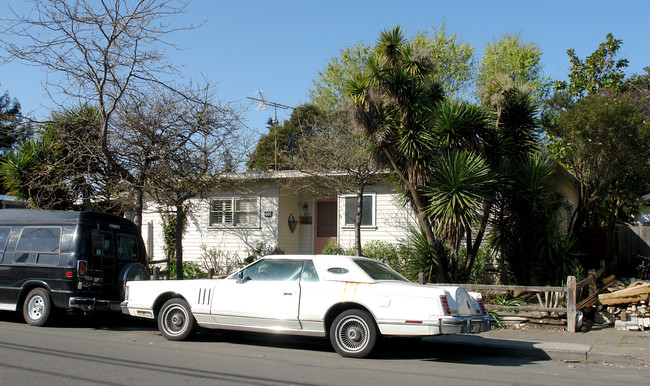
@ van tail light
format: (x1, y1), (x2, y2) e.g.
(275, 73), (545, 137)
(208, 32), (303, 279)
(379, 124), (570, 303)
(440, 295), (452, 315)
(478, 298), (488, 315)
(77, 260), (87, 277)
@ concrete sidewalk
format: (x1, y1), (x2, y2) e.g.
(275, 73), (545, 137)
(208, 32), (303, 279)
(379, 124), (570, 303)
(425, 326), (650, 366)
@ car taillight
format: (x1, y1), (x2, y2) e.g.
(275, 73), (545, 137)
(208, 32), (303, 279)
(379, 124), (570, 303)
(77, 260), (87, 277)
(440, 295), (452, 315)
(478, 298), (488, 315)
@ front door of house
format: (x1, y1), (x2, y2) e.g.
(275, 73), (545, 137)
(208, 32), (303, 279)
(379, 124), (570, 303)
(314, 199), (337, 254)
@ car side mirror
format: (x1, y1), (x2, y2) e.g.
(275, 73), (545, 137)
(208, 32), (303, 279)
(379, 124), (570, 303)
(237, 271), (244, 283)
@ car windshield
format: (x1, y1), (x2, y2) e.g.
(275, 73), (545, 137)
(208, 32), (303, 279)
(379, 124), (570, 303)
(353, 259), (409, 282)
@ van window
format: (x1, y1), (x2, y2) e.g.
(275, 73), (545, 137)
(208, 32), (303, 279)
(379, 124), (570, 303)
(16, 227), (61, 253)
(0, 227), (10, 261)
(117, 234), (139, 261)
(91, 230), (114, 257)
(15, 227), (61, 265)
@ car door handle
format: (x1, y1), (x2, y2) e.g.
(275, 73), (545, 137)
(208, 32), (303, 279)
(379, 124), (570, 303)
(283, 292), (293, 296)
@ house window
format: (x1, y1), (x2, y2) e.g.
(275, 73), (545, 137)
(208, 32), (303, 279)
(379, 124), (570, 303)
(210, 197), (260, 227)
(343, 194), (375, 227)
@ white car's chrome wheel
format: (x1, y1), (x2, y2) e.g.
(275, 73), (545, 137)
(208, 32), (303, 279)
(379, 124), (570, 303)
(330, 309), (377, 358)
(158, 298), (196, 341)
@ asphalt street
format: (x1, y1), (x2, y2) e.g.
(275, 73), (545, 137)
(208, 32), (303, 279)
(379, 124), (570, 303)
(0, 311), (647, 385)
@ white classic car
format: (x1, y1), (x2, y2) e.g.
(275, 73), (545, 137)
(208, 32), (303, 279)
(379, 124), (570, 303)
(121, 255), (492, 357)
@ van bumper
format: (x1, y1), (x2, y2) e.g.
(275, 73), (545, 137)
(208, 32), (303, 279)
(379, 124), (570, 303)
(68, 297), (122, 312)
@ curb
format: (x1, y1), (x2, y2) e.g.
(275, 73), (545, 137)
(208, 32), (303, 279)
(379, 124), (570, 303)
(423, 335), (645, 365)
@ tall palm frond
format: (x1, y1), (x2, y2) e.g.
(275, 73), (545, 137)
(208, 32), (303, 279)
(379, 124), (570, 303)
(432, 100), (489, 152)
(425, 151), (494, 245)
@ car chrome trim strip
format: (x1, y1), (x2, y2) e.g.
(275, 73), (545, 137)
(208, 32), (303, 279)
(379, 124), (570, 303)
(0, 302), (17, 311)
(196, 321), (326, 337)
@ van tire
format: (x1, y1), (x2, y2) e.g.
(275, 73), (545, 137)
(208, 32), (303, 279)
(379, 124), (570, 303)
(23, 288), (51, 326)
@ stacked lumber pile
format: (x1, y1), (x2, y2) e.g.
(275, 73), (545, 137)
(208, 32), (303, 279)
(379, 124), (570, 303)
(597, 281), (650, 331)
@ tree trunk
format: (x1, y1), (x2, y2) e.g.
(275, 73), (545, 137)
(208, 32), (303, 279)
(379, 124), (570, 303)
(465, 201), (493, 275)
(175, 205), (184, 280)
(132, 169), (147, 230)
(354, 186), (364, 256)
(381, 148), (447, 282)
(133, 187), (143, 230)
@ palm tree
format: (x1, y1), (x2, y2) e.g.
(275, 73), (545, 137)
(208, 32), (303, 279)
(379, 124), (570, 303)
(479, 76), (563, 284)
(0, 133), (70, 209)
(0, 105), (108, 210)
(424, 150), (493, 280)
(348, 26), (448, 281)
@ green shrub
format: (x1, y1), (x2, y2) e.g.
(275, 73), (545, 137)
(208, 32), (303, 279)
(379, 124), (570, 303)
(320, 239), (346, 255)
(361, 240), (410, 277)
(199, 244), (243, 277)
(163, 261), (206, 279)
(245, 241), (283, 264)
(401, 225), (450, 283)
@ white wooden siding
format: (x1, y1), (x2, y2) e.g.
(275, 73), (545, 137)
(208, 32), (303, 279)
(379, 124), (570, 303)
(142, 184), (280, 263)
(337, 183), (417, 250)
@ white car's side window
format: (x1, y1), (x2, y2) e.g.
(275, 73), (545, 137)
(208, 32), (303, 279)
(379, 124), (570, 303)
(243, 259), (304, 282)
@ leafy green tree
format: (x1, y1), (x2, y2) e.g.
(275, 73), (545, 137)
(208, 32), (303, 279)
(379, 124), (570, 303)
(554, 33), (629, 99)
(0, 87), (28, 193)
(246, 104), (322, 171)
(545, 35), (650, 266)
(310, 43), (371, 111)
(311, 25), (475, 111)
(412, 24), (475, 98)
(1, 133), (68, 208)
(549, 94), (649, 242)
(477, 33), (549, 103)
(477, 78), (574, 285)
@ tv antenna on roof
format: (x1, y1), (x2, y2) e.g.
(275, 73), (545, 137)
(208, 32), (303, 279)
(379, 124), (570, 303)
(247, 91), (294, 170)
(247, 90), (293, 123)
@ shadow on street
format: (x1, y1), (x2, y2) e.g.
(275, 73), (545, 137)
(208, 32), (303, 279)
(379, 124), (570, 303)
(0, 310), (542, 366)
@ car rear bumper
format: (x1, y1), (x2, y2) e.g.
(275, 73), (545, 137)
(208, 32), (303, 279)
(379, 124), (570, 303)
(439, 316), (494, 334)
(68, 297), (121, 312)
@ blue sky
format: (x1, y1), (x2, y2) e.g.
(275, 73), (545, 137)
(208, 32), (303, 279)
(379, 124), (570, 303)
(2, 0), (649, 138)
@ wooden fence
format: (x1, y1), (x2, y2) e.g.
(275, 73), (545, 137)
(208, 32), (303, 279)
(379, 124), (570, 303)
(426, 275), (580, 332)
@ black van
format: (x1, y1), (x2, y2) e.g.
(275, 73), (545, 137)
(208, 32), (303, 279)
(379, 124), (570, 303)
(0, 209), (149, 326)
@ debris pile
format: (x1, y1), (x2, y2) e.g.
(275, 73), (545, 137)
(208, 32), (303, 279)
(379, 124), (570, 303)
(597, 281), (650, 331)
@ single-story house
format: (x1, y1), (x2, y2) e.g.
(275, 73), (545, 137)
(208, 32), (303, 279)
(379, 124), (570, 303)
(0, 194), (27, 209)
(141, 168), (579, 269)
(141, 170), (418, 264)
